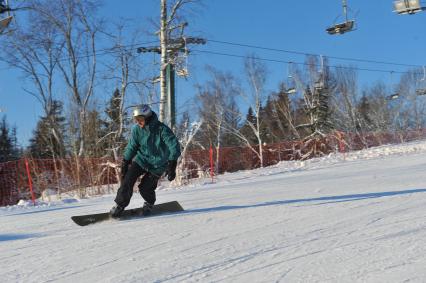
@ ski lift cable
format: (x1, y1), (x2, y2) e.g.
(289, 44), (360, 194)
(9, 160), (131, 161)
(191, 49), (417, 75)
(0, 32), (422, 71)
(206, 39), (423, 69)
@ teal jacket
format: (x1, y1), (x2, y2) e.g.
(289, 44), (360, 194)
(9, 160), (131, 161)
(123, 113), (181, 176)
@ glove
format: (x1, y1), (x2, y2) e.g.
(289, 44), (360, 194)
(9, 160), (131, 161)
(165, 160), (177, 181)
(121, 159), (131, 180)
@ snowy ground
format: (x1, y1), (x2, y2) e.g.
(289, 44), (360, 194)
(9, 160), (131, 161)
(2, 141), (426, 283)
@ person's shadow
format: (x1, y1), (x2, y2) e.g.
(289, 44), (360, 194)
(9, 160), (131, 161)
(0, 233), (42, 242)
(181, 188), (426, 215)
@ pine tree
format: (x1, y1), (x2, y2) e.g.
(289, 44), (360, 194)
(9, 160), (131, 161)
(222, 101), (241, 146)
(84, 109), (105, 157)
(260, 95), (279, 143)
(239, 107), (258, 145)
(101, 88), (128, 158)
(10, 126), (21, 159)
(28, 100), (67, 158)
(0, 116), (16, 162)
(272, 83), (295, 139)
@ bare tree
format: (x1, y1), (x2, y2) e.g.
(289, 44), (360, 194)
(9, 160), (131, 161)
(364, 82), (393, 132)
(101, 23), (148, 159)
(175, 114), (203, 185)
(196, 66), (240, 170)
(0, 3), (65, 158)
(271, 82), (300, 139)
(28, 0), (103, 157)
(292, 56), (334, 138)
(397, 69), (426, 130)
(331, 66), (362, 132)
(289, 55), (335, 158)
(224, 55), (268, 167)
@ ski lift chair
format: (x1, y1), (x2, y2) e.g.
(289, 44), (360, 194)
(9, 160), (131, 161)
(285, 87), (296, 94)
(415, 89), (426, 95)
(385, 71), (400, 101)
(387, 93), (400, 100)
(415, 67), (426, 95)
(326, 20), (355, 35)
(0, 0), (14, 35)
(284, 62), (297, 94)
(394, 0), (425, 14)
(326, 0), (356, 35)
(0, 14), (12, 34)
(176, 68), (189, 78)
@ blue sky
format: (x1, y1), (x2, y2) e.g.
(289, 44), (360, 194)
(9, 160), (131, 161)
(1, 0), (425, 146)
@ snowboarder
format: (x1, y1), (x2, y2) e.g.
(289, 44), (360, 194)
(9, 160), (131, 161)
(110, 104), (181, 218)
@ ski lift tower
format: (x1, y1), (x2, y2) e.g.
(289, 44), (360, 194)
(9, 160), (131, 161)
(394, 0), (425, 14)
(137, 36), (206, 129)
(326, 0), (356, 35)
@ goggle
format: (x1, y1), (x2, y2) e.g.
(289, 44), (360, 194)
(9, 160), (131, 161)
(134, 116), (146, 122)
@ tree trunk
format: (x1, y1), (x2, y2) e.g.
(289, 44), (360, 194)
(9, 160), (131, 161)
(159, 0), (168, 122)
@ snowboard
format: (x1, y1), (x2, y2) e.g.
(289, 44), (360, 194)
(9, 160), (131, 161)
(71, 201), (184, 226)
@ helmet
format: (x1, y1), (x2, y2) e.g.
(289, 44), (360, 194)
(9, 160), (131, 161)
(132, 104), (152, 118)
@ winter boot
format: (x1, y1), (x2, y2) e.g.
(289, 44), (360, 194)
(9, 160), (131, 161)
(110, 203), (124, 218)
(141, 201), (154, 216)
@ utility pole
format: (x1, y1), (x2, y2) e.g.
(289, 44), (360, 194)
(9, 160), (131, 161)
(137, 0), (205, 129)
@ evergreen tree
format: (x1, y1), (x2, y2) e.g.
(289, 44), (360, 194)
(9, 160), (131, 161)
(28, 100), (67, 158)
(101, 88), (128, 158)
(10, 126), (21, 159)
(84, 109), (105, 157)
(222, 101), (241, 146)
(0, 116), (18, 162)
(260, 95), (278, 143)
(239, 107), (258, 145)
(272, 83), (295, 139)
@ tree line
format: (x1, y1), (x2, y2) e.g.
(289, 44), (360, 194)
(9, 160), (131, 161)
(1, 0), (425, 165)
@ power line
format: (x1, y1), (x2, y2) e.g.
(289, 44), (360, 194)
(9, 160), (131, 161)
(207, 39), (424, 69)
(191, 49), (415, 75)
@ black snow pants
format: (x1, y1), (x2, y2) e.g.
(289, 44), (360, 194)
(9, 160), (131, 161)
(114, 162), (159, 208)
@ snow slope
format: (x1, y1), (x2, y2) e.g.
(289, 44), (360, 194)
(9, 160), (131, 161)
(2, 141), (426, 283)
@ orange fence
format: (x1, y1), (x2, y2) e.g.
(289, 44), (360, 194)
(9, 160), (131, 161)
(1, 129), (426, 206)
(0, 157), (118, 206)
